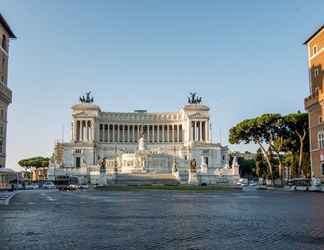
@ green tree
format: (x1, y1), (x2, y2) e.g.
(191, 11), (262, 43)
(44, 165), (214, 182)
(18, 156), (50, 170)
(255, 148), (268, 179)
(229, 114), (282, 184)
(283, 112), (309, 177)
(230, 112), (311, 182)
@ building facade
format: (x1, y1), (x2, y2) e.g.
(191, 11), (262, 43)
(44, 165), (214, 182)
(49, 94), (239, 185)
(304, 25), (324, 180)
(0, 15), (15, 168)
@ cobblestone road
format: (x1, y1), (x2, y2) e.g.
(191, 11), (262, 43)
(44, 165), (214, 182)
(1, 190), (324, 250)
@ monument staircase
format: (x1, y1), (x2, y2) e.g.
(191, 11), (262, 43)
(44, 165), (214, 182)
(114, 173), (180, 185)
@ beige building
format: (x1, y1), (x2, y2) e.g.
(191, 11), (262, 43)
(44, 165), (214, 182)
(0, 14), (15, 168)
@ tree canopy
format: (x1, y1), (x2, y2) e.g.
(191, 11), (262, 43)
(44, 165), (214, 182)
(229, 112), (310, 181)
(18, 156), (50, 170)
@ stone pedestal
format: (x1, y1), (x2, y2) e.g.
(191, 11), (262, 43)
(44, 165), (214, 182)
(98, 173), (107, 186)
(188, 171), (199, 185)
(310, 177), (322, 191)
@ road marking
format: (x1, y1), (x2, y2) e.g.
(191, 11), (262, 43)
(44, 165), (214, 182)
(46, 196), (56, 201)
(40, 192), (56, 201)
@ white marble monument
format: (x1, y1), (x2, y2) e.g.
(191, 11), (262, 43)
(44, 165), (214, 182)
(48, 93), (239, 185)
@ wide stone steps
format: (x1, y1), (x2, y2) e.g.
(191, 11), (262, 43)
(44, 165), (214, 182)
(115, 173), (179, 185)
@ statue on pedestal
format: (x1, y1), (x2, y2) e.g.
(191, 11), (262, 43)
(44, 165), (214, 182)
(79, 91), (94, 103)
(187, 92), (202, 104)
(200, 155), (208, 173)
(190, 159), (197, 173)
(231, 156), (240, 176)
(138, 133), (145, 151)
(188, 158), (199, 185)
(98, 158), (107, 186)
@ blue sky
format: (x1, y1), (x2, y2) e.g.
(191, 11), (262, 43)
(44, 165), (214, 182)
(1, 0), (323, 170)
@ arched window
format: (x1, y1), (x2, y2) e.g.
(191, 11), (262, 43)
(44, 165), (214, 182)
(1, 35), (6, 51)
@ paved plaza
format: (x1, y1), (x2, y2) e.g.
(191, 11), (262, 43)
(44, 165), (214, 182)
(1, 190), (324, 250)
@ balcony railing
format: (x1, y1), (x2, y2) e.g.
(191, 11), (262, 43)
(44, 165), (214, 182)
(0, 82), (12, 104)
(305, 88), (324, 110)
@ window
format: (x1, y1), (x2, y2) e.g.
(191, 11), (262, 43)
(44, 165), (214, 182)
(204, 156), (209, 166)
(75, 157), (81, 168)
(313, 45), (318, 55)
(315, 68), (320, 77)
(320, 117), (322, 124)
(1, 35), (6, 51)
(321, 163), (324, 175)
(0, 140), (3, 153)
(318, 129), (324, 149)
(0, 126), (4, 136)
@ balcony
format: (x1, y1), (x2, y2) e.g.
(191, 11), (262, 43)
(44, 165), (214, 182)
(305, 88), (324, 110)
(0, 83), (12, 104)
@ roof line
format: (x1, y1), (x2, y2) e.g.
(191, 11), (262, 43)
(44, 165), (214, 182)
(303, 25), (324, 45)
(0, 14), (16, 39)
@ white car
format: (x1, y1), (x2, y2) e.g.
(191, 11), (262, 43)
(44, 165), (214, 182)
(42, 182), (56, 189)
(25, 184), (39, 190)
(249, 181), (257, 186)
(237, 178), (248, 186)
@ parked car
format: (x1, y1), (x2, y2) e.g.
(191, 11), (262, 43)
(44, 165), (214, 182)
(25, 183), (39, 190)
(80, 184), (89, 190)
(65, 184), (80, 191)
(237, 178), (248, 186)
(249, 181), (257, 186)
(42, 182), (56, 189)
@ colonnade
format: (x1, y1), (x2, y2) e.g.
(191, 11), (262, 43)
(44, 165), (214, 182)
(191, 120), (209, 142)
(74, 120), (94, 142)
(99, 124), (183, 144)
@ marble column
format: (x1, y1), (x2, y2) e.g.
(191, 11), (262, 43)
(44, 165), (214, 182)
(177, 124), (179, 143)
(172, 124), (175, 143)
(167, 125), (170, 143)
(81, 121), (84, 141)
(206, 120), (209, 142)
(122, 124), (125, 143)
(146, 125), (149, 142)
(199, 121), (202, 142)
(107, 124), (110, 143)
(76, 120), (80, 142)
(196, 121), (198, 141)
(91, 121), (94, 141)
(117, 124), (119, 143)
(152, 125), (155, 143)
(162, 125), (165, 143)
(88, 121), (90, 141)
(111, 124), (114, 143)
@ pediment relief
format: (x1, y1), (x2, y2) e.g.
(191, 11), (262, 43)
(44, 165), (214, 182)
(188, 112), (208, 119)
(73, 111), (96, 117)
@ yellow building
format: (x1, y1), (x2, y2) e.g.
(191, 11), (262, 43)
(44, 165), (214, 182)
(304, 25), (324, 180)
(32, 168), (48, 182)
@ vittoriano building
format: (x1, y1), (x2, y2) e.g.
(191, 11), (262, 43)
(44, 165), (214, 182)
(49, 93), (239, 185)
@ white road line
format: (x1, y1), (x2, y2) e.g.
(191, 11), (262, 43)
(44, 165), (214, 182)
(40, 192), (56, 201)
(46, 196), (56, 201)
